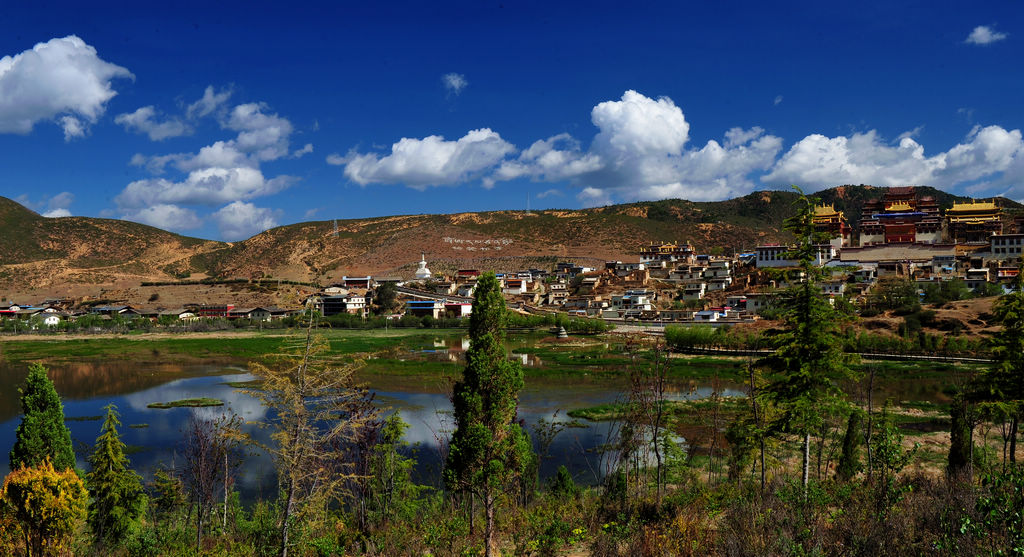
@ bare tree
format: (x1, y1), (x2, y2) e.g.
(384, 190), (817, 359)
(181, 415), (220, 551)
(246, 312), (379, 557)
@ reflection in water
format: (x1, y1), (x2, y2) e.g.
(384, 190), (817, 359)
(0, 355), (953, 503)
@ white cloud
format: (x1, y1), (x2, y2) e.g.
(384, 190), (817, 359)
(0, 36), (132, 139)
(212, 201), (280, 240)
(592, 90), (690, 160)
(115, 106), (191, 140)
(442, 73), (467, 95)
(186, 85), (232, 119)
(774, 95), (783, 106)
(326, 152), (348, 166)
(966, 25), (1008, 45)
(59, 116), (85, 140)
(763, 125), (1024, 193)
(343, 128), (515, 188)
(121, 204), (202, 231)
(116, 167), (293, 208)
(115, 94), (303, 239)
(535, 188), (563, 199)
(572, 91), (783, 202)
(486, 134), (603, 188)
(578, 187), (612, 207)
(18, 191), (75, 216)
(333, 89), (1024, 205)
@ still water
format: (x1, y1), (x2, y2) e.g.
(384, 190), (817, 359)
(1, 360), (721, 501)
(0, 345), (952, 501)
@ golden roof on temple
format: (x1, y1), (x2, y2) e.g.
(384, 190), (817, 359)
(813, 204), (841, 217)
(948, 201), (999, 212)
(887, 202), (913, 212)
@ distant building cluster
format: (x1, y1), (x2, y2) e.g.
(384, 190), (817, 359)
(3, 186), (1020, 331)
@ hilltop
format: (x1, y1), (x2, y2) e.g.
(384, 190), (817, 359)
(1, 185), (1020, 304)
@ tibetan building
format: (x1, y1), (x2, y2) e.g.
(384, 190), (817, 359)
(857, 186), (942, 246)
(639, 242), (696, 266)
(946, 200), (1002, 244)
(812, 204), (850, 248)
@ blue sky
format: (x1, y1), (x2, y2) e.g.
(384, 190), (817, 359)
(0, 1), (1021, 240)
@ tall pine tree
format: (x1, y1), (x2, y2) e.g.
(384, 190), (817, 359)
(980, 262), (1024, 463)
(86, 404), (145, 545)
(9, 363), (75, 472)
(445, 272), (534, 557)
(757, 188), (856, 494)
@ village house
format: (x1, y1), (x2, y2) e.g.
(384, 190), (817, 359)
(405, 300), (443, 319)
(639, 242), (696, 266)
(502, 278), (528, 296)
(546, 282), (569, 305)
(434, 282), (456, 295)
(444, 302), (473, 318)
(965, 268), (990, 291)
(990, 233), (1024, 260)
(319, 294), (366, 317)
(681, 281), (706, 301)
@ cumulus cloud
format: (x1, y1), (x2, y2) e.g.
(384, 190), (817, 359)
(343, 128), (515, 188)
(966, 25), (1008, 45)
(121, 204), (202, 231)
(41, 191), (75, 217)
(117, 168), (293, 208)
(442, 73), (467, 95)
(116, 106), (191, 140)
(116, 91), (302, 239)
(763, 125), (1024, 194)
(568, 91), (783, 202)
(486, 133), (603, 187)
(186, 85), (232, 119)
(212, 201), (280, 240)
(0, 35), (132, 139)
(335, 89), (1024, 205)
(17, 191), (75, 217)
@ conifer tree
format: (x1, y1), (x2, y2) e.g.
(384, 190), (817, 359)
(445, 272), (534, 557)
(9, 363), (75, 472)
(758, 188), (856, 494)
(86, 404), (145, 545)
(981, 262), (1024, 463)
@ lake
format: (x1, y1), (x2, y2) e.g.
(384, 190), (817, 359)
(0, 332), (957, 502)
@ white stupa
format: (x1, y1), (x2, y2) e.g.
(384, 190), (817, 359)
(414, 253), (432, 280)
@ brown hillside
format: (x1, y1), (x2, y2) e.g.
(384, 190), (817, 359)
(2, 185), (1020, 302)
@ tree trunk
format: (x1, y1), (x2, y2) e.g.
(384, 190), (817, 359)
(802, 431), (811, 498)
(223, 450), (229, 531)
(865, 368), (875, 481)
(196, 506), (203, 552)
(1010, 416), (1018, 464)
(748, 364), (766, 492)
(484, 493), (496, 557)
(280, 478), (296, 557)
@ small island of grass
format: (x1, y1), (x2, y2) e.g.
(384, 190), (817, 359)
(147, 397), (224, 409)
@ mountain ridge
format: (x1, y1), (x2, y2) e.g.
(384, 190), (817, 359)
(1, 185), (1019, 292)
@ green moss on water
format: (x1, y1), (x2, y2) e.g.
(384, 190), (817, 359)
(222, 379), (264, 389)
(147, 397), (223, 409)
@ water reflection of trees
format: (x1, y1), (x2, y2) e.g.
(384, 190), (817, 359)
(0, 362), (240, 423)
